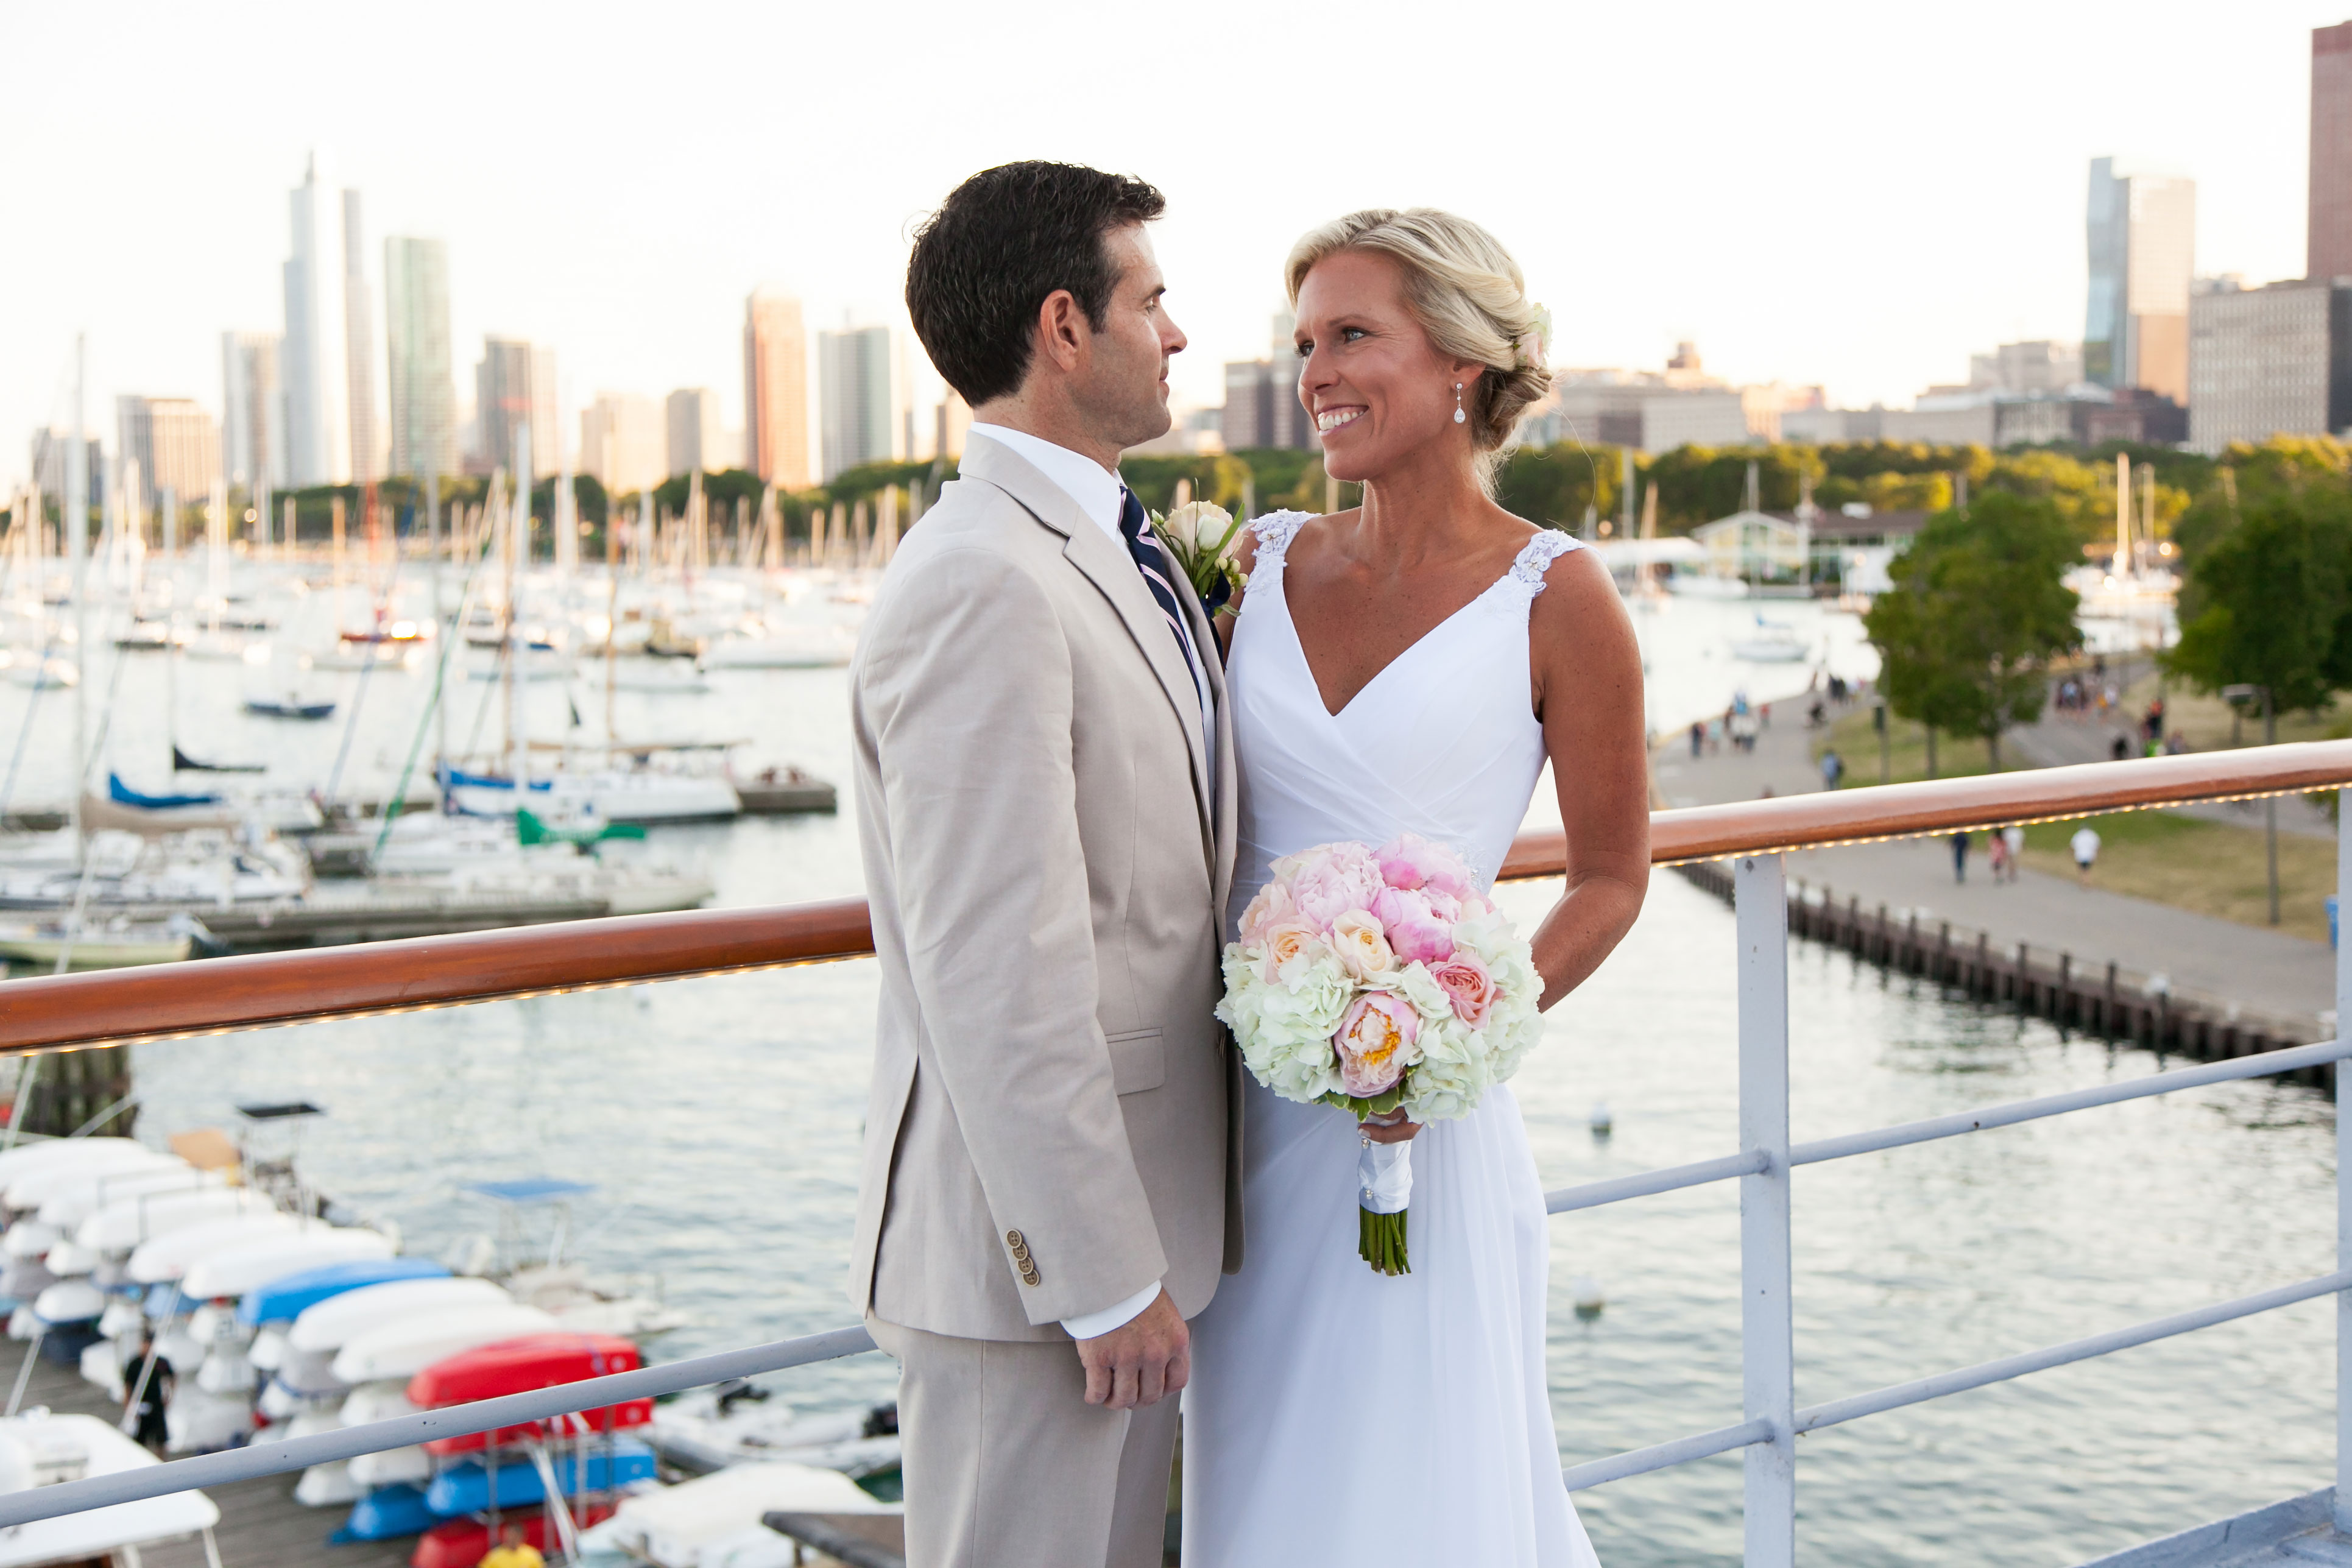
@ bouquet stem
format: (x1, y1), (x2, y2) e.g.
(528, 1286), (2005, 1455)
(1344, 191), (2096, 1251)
(1359, 1206), (1410, 1276)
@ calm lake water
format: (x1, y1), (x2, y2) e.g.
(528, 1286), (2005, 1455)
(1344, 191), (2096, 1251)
(12, 563), (2325, 1566)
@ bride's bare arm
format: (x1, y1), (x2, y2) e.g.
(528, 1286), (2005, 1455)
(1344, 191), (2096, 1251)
(1213, 524), (1265, 657)
(1527, 544), (1650, 1010)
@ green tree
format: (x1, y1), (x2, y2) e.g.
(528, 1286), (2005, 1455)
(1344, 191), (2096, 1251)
(1863, 492), (2082, 771)
(2166, 486), (2352, 718)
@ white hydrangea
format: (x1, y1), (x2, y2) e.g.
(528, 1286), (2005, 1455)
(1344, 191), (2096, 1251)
(1219, 945), (1351, 1103)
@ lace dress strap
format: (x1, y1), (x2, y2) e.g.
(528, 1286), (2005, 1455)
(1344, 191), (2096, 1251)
(1248, 509), (1313, 571)
(1494, 529), (1581, 609)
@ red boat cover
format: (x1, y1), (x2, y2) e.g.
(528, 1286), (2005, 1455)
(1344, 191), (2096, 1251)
(406, 1333), (643, 1407)
(420, 1396), (654, 1455)
(409, 1503), (615, 1568)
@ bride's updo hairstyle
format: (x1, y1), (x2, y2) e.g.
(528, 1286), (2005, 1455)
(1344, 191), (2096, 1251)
(1284, 208), (1552, 471)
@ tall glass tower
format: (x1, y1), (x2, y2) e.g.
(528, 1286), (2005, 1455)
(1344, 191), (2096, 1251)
(2085, 157), (2195, 401)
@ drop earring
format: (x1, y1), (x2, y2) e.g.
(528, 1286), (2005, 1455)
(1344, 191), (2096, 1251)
(1453, 383), (1466, 425)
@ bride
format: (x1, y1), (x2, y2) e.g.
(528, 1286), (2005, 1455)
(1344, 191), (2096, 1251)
(1182, 210), (1650, 1565)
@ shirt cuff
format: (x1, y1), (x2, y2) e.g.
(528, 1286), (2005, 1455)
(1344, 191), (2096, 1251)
(1059, 1280), (1163, 1341)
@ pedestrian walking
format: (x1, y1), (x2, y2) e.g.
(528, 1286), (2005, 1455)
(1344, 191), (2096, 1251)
(1689, 719), (1704, 758)
(1986, 832), (2008, 881)
(2001, 824), (2024, 883)
(1820, 748), (1845, 791)
(2071, 824), (2101, 888)
(1951, 830), (1970, 883)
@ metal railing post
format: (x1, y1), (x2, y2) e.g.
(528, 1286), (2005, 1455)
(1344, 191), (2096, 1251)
(1737, 854), (1796, 1566)
(2337, 787), (2351, 1534)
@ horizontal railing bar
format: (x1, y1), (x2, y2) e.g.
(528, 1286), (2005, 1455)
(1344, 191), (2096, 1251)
(1560, 1416), (1773, 1492)
(1793, 1269), (2352, 1435)
(1545, 1148), (1770, 1213)
(0, 744), (2345, 1056)
(0, 1323), (881, 1528)
(1791, 1037), (2352, 1168)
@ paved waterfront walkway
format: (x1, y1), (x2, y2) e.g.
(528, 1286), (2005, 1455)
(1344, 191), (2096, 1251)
(1649, 706), (2341, 1028)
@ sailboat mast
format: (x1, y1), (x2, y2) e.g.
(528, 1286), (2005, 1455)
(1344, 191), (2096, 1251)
(66, 333), (88, 854)
(2115, 452), (2131, 575)
(508, 426), (531, 793)
(427, 462), (446, 778)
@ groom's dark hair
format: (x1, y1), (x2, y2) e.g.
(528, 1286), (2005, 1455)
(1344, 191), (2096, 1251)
(906, 161), (1166, 408)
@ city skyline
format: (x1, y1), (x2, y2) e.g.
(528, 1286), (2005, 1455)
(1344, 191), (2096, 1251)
(4, 1), (2349, 490)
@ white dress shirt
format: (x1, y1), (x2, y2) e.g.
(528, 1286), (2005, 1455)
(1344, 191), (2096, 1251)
(967, 422), (1204, 1342)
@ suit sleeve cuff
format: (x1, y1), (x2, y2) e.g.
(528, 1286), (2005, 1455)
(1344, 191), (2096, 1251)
(1059, 1280), (1163, 1341)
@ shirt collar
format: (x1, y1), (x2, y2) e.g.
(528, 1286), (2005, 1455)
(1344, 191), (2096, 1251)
(967, 423), (1126, 542)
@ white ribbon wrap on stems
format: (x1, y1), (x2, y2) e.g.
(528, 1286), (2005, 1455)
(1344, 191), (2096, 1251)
(1357, 1139), (1413, 1216)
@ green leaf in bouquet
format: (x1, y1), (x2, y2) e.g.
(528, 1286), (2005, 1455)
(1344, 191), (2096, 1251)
(1320, 1086), (1408, 1120)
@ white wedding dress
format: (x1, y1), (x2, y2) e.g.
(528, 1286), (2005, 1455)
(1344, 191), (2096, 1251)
(1182, 512), (1600, 1566)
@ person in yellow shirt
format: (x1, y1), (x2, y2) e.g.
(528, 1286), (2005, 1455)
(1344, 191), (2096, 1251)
(478, 1525), (543, 1568)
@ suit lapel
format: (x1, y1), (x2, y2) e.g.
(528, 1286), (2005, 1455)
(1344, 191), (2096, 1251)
(959, 439), (1216, 856)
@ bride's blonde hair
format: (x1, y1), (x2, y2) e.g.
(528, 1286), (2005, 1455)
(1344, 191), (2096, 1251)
(1284, 208), (1552, 484)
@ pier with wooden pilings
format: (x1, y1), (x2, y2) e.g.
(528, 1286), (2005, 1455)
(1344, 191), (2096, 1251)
(1672, 860), (2332, 1084)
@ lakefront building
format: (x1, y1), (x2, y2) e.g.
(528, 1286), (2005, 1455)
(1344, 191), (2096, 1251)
(743, 289), (811, 489)
(2085, 156), (2195, 402)
(818, 326), (894, 481)
(475, 337), (556, 479)
(384, 237), (456, 481)
(2185, 275), (2352, 454)
(2313, 21), (2352, 281)
(280, 151), (352, 487)
(219, 331), (284, 492)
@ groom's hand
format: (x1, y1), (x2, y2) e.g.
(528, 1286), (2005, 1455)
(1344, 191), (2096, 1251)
(1078, 1289), (1189, 1410)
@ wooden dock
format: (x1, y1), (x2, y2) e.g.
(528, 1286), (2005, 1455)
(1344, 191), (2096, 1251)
(1675, 863), (2334, 1086)
(3, 1348), (409, 1568)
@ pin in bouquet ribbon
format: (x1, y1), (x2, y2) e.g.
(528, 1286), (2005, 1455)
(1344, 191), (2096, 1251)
(1217, 834), (1544, 1276)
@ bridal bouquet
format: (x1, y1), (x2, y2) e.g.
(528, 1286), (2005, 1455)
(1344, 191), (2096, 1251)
(1216, 835), (1544, 1276)
(1150, 500), (1247, 614)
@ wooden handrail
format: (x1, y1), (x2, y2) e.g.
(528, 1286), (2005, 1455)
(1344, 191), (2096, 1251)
(1, 740), (2346, 1056)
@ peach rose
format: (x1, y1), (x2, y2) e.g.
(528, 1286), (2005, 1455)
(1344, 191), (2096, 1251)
(1240, 881), (1298, 946)
(1333, 992), (1420, 1098)
(1428, 952), (1497, 1028)
(1327, 910), (1396, 981)
(1257, 918), (1331, 987)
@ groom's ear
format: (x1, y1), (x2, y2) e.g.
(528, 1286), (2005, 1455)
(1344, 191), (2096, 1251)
(1033, 287), (1092, 378)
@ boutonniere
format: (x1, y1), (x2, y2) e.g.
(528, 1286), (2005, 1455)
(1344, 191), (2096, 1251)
(1150, 501), (1247, 618)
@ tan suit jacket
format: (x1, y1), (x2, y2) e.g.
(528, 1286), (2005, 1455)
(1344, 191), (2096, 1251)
(847, 433), (1241, 1343)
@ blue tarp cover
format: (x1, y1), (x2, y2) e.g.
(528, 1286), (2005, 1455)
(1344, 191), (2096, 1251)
(238, 1255), (449, 1326)
(464, 1178), (595, 1203)
(108, 772), (223, 810)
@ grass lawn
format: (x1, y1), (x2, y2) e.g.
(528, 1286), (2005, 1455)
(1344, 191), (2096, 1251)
(2075, 661), (2347, 753)
(2013, 809), (2337, 946)
(1807, 688), (2339, 946)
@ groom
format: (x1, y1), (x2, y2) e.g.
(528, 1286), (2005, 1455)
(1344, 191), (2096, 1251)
(846, 162), (1240, 1567)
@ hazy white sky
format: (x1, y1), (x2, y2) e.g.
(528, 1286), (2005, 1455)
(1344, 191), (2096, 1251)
(3, 0), (2346, 486)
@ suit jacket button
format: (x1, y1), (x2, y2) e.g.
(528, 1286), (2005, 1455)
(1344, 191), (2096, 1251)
(1005, 1230), (1025, 1249)
(1021, 1266), (1040, 1286)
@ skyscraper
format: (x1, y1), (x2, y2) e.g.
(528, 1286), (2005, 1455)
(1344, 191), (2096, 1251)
(743, 289), (811, 488)
(116, 397), (219, 507)
(2187, 276), (2352, 453)
(2085, 157), (2195, 401)
(819, 325), (894, 481)
(665, 388), (725, 478)
(221, 331), (284, 490)
(2314, 23), (2352, 280)
(581, 393), (664, 494)
(282, 150), (351, 486)
(384, 238), (454, 479)
(343, 191), (381, 482)
(475, 338), (556, 478)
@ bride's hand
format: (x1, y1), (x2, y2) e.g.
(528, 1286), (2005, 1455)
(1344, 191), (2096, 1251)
(1361, 1109), (1421, 1145)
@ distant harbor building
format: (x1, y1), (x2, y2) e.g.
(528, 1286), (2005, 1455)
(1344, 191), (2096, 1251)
(384, 237), (455, 480)
(665, 388), (726, 478)
(2185, 276), (2352, 455)
(1526, 347), (1756, 453)
(281, 150), (352, 486)
(581, 393), (664, 495)
(2085, 157), (2195, 403)
(743, 289), (811, 489)
(115, 397), (219, 509)
(934, 390), (972, 462)
(1966, 340), (2082, 395)
(220, 331), (284, 490)
(475, 337), (556, 478)
(1221, 313), (1316, 452)
(818, 326), (894, 481)
(30, 429), (102, 506)
(342, 190), (380, 482)
(2312, 22), (2352, 281)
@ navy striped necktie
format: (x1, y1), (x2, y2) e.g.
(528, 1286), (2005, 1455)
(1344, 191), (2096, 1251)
(1117, 487), (1201, 682)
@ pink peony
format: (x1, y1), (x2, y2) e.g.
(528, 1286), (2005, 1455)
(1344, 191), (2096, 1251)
(1281, 841), (1386, 931)
(1376, 833), (1474, 900)
(1333, 992), (1419, 1097)
(1240, 881), (1298, 946)
(1428, 952), (1498, 1028)
(1372, 885), (1457, 966)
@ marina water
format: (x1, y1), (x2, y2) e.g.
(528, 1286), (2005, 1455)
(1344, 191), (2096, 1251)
(21, 592), (2318, 1565)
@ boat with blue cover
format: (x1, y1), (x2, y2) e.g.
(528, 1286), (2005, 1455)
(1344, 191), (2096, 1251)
(334, 1481), (436, 1542)
(422, 1438), (656, 1516)
(239, 1256), (448, 1326)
